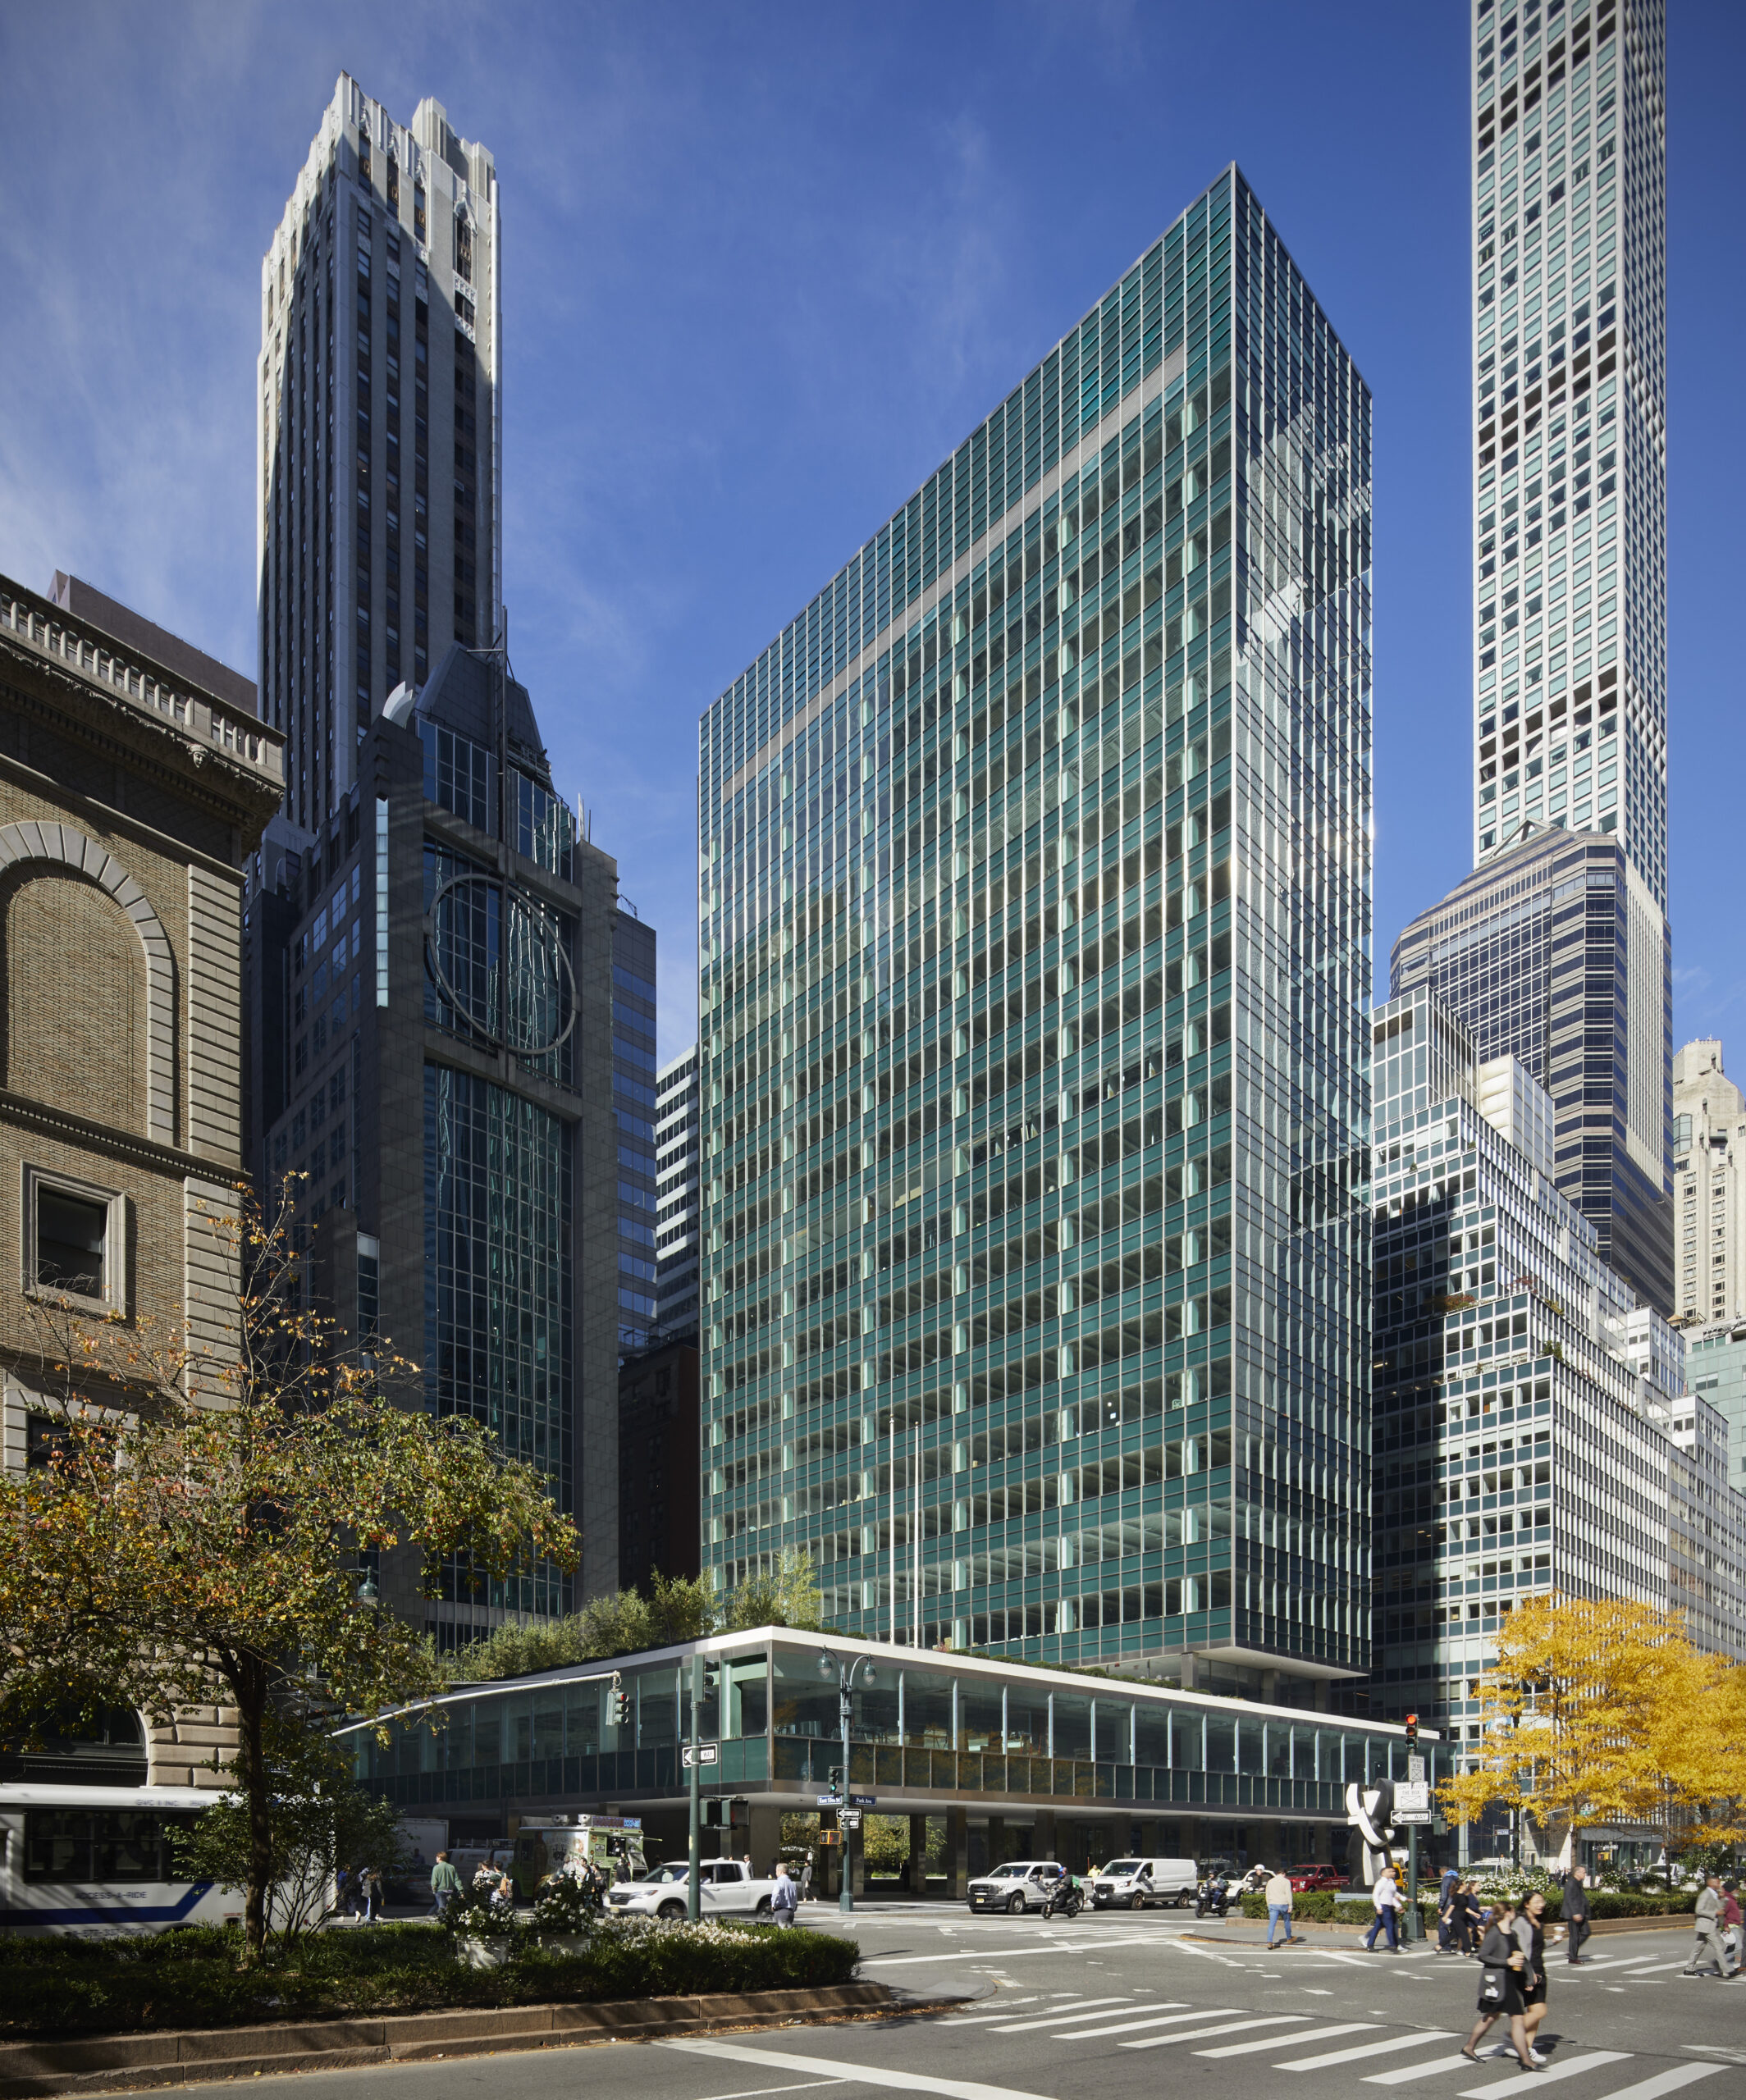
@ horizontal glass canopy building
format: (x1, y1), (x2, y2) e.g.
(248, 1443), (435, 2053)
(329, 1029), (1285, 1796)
(349, 1628), (1439, 1883)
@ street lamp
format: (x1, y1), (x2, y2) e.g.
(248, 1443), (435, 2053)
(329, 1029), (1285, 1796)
(817, 1650), (878, 1913)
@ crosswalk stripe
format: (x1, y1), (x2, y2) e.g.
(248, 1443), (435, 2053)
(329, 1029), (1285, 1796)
(1593, 2067), (1727, 2099)
(990, 1997), (1142, 2030)
(1456, 2051), (1631, 2094)
(1051, 2006), (1241, 2039)
(1279, 2030), (1457, 2070)
(1195, 2023), (1378, 2058)
(1364, 2053), (1497, 2085)
(1118, 2015), (1308, 2052)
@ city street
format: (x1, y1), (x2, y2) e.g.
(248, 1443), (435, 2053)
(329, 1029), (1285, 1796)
(186, 1907), (1745, 2100)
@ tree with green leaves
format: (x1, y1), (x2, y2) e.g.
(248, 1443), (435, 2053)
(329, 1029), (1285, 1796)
(0, 1184), (578, 1962)
(169, 1719), (405, 1946)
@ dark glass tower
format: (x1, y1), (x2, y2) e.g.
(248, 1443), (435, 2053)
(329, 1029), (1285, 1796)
(1392, 824), (1672, 1316)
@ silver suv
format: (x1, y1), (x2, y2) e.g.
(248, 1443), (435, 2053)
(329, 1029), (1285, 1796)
(967, 1860), (1067, 1914)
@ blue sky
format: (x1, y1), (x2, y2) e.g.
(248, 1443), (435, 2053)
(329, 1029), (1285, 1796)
(2, 0), (1740, 1066)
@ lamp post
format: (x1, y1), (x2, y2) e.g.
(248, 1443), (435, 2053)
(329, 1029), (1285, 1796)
(817, 1650), (877, 1913)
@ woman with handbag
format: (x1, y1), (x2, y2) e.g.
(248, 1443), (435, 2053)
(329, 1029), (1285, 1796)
(1462, 1901), (1540, 2071)
(1517, 1891), (1553, 2063)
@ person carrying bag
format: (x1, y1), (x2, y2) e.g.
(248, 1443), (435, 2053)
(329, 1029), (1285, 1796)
(1462, 1901), (1539, 2072)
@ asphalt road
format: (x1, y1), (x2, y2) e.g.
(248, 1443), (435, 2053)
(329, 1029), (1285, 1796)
(194, 1906), (1746, 2100)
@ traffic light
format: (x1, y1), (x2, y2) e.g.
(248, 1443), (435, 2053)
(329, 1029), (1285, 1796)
(826, 1766), (843, 1795)
(610, 1676), (631, 1728)
(1405, 1713), (1419, 1746)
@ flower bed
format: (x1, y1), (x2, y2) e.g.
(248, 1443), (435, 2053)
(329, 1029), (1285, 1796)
(0, 1917), (858, 2038)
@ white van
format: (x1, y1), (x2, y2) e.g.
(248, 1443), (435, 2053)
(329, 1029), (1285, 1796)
(1090, 1856), (1196, 1909)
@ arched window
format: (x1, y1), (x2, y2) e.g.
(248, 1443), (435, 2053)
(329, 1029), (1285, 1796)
(2, 1704), (147, 1786)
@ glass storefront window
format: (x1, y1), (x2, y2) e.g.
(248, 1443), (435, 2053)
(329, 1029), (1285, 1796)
(1006, 1689), (1049, 1754)
(1053, 1692), (1091, 1761)
(1206, 1714), (1235, 1774)
(725, 1655), (768, 1738)
(1095, 1700), (1132, 1764)
(636, 1668), (677, 1748)
(1238, 1718), (1264, 1776)
(564, 1683), (600, 1757)
(962, 1682), (1004, 1752)
(1170, 1710), (1203, 1770)
(771, 1650), (839, 1738)
(857, 1678), (901, 1744)
(1135, 1705), (1169, 1768)
(1265, 1722), (1291, 1778)
(903, 1669), (953, 1748)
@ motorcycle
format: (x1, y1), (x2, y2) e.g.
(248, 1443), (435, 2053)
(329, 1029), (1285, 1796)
(1195, 1874), (1230, 1920)
(1042, 1875), (1084, 1920)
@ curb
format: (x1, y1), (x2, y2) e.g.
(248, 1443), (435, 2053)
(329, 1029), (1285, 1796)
(0, 1984), (965, 2098)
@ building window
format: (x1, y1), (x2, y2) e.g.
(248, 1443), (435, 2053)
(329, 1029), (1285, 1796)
(25, 1171), (122, 1311)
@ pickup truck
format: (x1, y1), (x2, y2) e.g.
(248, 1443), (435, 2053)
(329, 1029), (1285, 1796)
(606, 1858), (779, 1921)
(967, 1860), (1068, 1914)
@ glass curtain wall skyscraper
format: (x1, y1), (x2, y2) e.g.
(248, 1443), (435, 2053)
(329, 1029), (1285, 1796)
(698, 169), (1373, 1696)
(1469, 0), (1663, 893)
(1399, 0), (1673, 1312)
(258, 77), (499, 838)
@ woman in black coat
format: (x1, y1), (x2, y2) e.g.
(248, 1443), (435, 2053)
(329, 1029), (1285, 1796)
(1463, 1901), (1539, 2070)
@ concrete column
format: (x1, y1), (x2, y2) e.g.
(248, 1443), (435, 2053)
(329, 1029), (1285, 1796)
(987, 1815), (1006, 1872)
(747, 1800), (783, 1877)
(907, 1814), (929, 1897)
(1035, 1808), (1058, 1862)
(945, 1807), (969, 1899)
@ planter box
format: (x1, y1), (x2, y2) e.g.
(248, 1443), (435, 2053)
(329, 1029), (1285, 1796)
(0, 1983), (921, 2098)
(454, 1939), (516, 1970)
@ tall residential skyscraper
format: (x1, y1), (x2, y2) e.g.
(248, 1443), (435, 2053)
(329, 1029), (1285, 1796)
(699, 169), (1374, 1698)
(1673, 1041), (1746, 1327)
(258, 78), (499, 837)
(654, 1046), (702, 1342)
(1391, 826), (1672, 1314)
(611, 911), (660, 1352)
(1469, 0), (1664, 901)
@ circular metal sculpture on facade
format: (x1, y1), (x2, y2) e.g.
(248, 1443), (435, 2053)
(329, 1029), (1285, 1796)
(425, 870), (578, 1057)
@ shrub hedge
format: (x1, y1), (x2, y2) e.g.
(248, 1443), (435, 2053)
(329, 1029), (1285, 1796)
(0, 1918), (858, 2038)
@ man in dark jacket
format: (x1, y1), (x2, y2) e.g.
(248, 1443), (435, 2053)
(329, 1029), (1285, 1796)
(1563, 1864), (1593, 1965)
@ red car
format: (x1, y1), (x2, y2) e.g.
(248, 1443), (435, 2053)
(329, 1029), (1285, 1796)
(1287, 1863), (1349, 1892)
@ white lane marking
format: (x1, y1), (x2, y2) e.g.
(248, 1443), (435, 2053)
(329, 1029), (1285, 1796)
(1197, 2023), (1379, 2058)
(688, 2085), (845, 2100)
(1046, 2006), (1241, 2040)
(1119, 2015), (1309, 2052)
(1365, 2054), (1494, 2085)
(988, 1997), (1137, 2030)
(1626, 1960), (1694, 1974)
(1278, 2029), (1457, 2070)
(1581, 2072), (1726, 2100)
(656, 2038), (1051, 2100)
(1161, 1937), (1245, 1966)
(1456, 2052), (1632, 2094)
(859, 1935), (1151, 1966)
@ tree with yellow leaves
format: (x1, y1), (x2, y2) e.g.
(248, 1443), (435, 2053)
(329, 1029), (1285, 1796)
(0, 1183), (578, 1962)
(1439, 1592), (1746, 1861)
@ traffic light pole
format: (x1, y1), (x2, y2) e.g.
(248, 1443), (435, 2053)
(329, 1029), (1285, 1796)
(839, 1677), (853, 1915)
(688, 1650), (703, 1924)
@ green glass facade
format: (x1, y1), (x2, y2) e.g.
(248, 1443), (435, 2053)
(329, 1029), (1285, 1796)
(697, 169), (1373, 1689)
(350, 1632), (1441, 1825)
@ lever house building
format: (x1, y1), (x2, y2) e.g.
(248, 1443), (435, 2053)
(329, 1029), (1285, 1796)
(348, 1628), (1439, 1886)
(696, 167), (1373, 1699)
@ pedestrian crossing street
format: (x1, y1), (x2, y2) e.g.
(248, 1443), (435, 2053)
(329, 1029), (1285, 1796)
(936, 1984), (1733, 2096)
